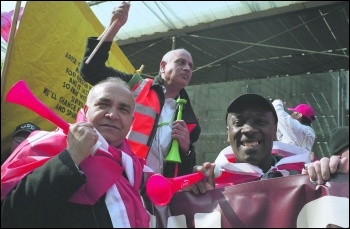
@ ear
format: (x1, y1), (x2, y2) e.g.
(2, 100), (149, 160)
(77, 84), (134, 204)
(160, 61), (166, 72)
(273, 124), (278, 140)
(83, 104), (88, 115)
(226, 126), (230, 142)
(297, 112), (303, 119)
(274, 123), (278, 132)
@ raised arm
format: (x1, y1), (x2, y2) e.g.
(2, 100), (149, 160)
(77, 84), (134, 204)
(79, 1), (132, 85)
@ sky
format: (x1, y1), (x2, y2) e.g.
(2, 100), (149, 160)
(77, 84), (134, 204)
(1, 1), (27, 61)
(1, 1), (26, 12)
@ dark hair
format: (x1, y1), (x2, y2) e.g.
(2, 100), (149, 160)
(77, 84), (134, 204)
(300, 116), (312, 126)
(329, 126), (349, 155)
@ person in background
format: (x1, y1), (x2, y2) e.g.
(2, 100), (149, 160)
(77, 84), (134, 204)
(1, 77), (150, 228)
(1, 122), (41, 165)
(11, 122), (41, 152)
(272, 100), (316, 157)
(329, 126), (349, 159)
(79, 1), (200, 178)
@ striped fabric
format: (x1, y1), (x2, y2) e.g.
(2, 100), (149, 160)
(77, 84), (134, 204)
(147, 98), (178, 174)
(214, 141), (310, 188)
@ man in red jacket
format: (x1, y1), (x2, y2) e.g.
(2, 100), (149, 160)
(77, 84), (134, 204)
(79, 1), (200, 179)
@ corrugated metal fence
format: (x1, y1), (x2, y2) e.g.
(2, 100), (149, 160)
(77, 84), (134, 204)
(186, 70), (349, 163)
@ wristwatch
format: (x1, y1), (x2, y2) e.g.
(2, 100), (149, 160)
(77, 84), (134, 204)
(182, 143), (193, 156)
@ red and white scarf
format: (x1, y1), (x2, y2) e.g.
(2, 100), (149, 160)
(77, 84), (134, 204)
(1, 114), (150, 227)
(214, 141), (310, 188)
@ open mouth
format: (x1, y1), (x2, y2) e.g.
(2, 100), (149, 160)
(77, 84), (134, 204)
(241, 141), (261, 147)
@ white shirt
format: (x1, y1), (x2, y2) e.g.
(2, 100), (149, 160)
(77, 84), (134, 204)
(272, 99), (315, 153)
(146, 98), (178, 174)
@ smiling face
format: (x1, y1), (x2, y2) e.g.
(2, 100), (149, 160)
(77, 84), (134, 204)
(84, 81), (135, 147)
(160, 49), (193, 91)
(226, 107), (277, 172)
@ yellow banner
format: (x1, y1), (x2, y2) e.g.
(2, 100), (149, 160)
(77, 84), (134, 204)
(1, 2), (134, 159)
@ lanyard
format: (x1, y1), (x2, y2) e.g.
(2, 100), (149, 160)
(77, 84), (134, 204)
(157, 101), (179, 128)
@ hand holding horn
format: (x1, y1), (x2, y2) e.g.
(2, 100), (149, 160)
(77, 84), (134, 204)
(165, 98), (187, 163)
(5, 80), (107, 155)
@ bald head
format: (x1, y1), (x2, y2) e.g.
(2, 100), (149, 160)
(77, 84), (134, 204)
(159, 49), (194, 97)
(87, 77), (132, 105)
(84, 77), (135, 147)
(161, 48), (192, 63)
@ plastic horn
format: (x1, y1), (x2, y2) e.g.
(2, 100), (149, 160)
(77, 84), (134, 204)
(146, 165), (223, 206)
(165, 98), (187, 163)
(5, 80), (70, 134)
(146, 172), (204, 206)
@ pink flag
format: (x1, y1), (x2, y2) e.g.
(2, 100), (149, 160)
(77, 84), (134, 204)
(1, 7), (24, 43)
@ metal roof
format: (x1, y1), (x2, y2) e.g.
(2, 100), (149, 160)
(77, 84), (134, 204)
(2, 1), (349, 85)
(88, 1), (307, 40)
(89, 1), (349, 85)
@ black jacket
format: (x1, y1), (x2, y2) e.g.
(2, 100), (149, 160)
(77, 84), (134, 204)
(79, 38), (201, 178)
(1, 151), (114, 228)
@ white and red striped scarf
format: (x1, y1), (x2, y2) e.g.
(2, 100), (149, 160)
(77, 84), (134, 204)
(215, 141), (310, 188)
(1, 116), (150, 227)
